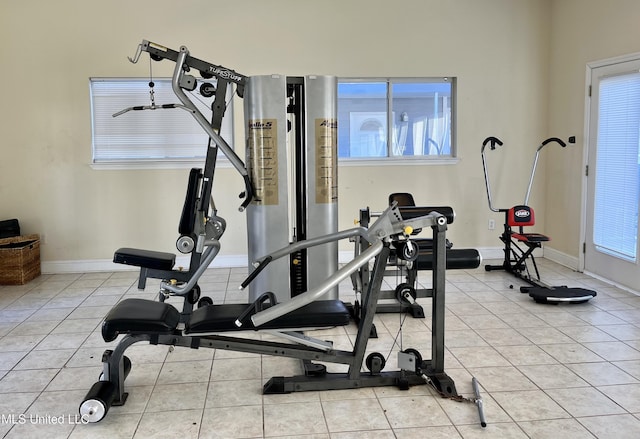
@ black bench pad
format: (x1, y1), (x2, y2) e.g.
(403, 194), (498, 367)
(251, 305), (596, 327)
(113, 248), (176, 270)
(415, 248), (481, 271)
(102, 298), (181, 342)
(101, 298), (351, 342)
(186, 300), (350, 334)
(398, 206), (455, 224)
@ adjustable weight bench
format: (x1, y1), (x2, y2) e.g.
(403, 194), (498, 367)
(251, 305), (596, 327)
(101, 297), (350, 343)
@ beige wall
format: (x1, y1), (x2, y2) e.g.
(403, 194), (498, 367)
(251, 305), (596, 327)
(546, 0), (640, 260)
(2, 0), (623, 270)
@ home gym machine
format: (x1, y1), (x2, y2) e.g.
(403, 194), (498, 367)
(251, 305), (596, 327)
(482, 136), (596, 304)
(109, 40), (252, 318)
(244, 74), (338, 302)
(81, 205), (464, 423)
(80, 40), (487, 427)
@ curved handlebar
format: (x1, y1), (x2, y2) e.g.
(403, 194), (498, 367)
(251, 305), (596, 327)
(525, 136), (569, 204)
(481, 136), (503, 152)
(541, 137), (566, 148)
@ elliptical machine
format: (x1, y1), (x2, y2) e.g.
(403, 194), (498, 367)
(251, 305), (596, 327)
(481, 136), (597, 304)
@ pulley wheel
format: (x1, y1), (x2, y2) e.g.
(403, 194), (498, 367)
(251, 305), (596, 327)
(198, 296), (213, 308)
(402, 348), (423, 373)
(395, 283), (417, 304)
(199, 82), (216, 98)
(398, 241), (419, 262)
(365, 352), (386, 374)
(187, 285), (201, 305)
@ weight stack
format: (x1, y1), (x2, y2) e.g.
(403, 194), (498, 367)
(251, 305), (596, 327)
(244, 75), (338, 302)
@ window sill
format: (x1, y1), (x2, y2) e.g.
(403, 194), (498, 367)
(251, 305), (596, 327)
(338, 157), (459, 167)
(90, 160), (233, 171)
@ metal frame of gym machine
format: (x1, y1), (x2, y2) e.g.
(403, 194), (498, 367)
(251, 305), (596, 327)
(79, 41), (468, 424)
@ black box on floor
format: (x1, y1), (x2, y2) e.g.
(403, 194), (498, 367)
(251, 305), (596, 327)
(0, 219), (20, 239)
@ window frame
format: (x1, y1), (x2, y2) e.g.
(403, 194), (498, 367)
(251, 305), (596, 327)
(337, 77), (457, 166)
(89, 77), (234, 170)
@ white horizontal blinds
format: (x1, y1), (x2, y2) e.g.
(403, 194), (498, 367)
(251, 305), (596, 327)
(91, 79), (230, 163)
(593, 72), (640, 261)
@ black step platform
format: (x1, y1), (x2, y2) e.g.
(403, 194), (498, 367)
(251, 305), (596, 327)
(522, 286), (597, 304)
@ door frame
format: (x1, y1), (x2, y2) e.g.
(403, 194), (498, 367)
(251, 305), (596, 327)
(580, 51), (640, 275)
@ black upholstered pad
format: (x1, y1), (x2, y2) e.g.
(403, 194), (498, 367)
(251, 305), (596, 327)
(113, 248), (176, 270)
(398, 206), (455, 224)
(185, 300), (351, 334)
(102, 298), (181, 342)
(415, 248), (481, 271)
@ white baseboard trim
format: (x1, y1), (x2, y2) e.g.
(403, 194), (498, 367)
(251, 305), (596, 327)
(41, 254), (249, 274)
(41, 246), (550, 274)
(541, 247), (579, 271)
(583, 270), (640, 296)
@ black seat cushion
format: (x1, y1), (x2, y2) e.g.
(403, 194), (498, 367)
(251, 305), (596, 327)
(113, 248), (176, 270)
(511, 232), (550, 243)
(185, 300), (350, 334)
(102, 298), (181, 342)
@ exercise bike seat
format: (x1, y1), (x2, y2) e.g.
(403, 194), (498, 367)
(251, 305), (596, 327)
(507, 205), (549, 243)
(510, 232), (549, 243)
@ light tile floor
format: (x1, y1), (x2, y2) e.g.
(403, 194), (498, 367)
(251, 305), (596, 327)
(1, 259), (640, 438)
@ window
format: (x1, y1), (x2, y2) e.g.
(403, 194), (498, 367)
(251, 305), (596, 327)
(90, 78), (233, 168)
(593, 71), (640, 261)
(337, 78), (456, 161)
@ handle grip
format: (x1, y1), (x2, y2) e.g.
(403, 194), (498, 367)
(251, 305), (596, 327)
(481, 136), (503, 152)
(541, 137), (566, 147)
(239, 255), (272, 290)
(238, 176), (254, 212)
(472, 377), (487, 428)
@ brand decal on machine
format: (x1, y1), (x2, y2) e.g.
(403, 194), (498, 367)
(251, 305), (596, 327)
(248, 121), (273, 129)
(208, 67), (242, 82)
(319, 119), (338, 129)
(515, 209), (530, 217)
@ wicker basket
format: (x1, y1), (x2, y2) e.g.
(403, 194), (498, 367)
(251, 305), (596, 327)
(0, 234), (41, 285)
